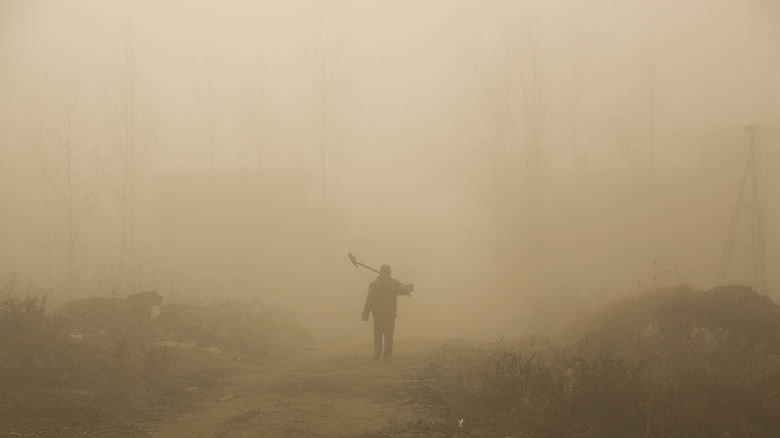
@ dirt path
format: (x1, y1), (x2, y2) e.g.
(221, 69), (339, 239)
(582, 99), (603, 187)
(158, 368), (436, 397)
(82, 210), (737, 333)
(144, 338), (466, 438)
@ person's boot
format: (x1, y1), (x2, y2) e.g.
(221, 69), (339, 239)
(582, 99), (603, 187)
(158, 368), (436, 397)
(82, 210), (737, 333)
(384, 356), (393, 363)
(373, 351), (381, 361)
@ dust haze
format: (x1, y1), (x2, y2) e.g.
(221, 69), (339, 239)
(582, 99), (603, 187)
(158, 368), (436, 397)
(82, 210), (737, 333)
(1, 0), (779, 340)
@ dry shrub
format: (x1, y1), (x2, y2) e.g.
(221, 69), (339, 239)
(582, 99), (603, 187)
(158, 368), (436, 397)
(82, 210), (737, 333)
(458, 286), (780, 437)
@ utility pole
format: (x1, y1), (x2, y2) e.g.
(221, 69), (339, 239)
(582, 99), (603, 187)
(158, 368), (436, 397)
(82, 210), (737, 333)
(717, 124), (768, 293)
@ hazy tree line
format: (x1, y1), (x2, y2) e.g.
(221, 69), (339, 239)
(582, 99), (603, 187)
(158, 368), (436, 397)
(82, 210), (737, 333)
(429, 4), (682, 315)
(0, 5), (359, 300)
(428, 2), (778, 327)
(0, 2), (777, 331)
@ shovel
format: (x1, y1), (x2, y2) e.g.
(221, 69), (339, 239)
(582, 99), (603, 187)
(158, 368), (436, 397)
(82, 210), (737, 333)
(347, 253), (415, 292)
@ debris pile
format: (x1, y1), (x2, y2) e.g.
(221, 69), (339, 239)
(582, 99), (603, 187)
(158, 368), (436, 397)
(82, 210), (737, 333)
(58, 291), (312, 360)
(456, 285), (780, 437)
(0, 290), (312, 435)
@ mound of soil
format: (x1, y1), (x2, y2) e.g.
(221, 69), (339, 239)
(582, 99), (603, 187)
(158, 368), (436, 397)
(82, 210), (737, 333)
(451, 285), (780, 437)
(572, 284), (780, 358)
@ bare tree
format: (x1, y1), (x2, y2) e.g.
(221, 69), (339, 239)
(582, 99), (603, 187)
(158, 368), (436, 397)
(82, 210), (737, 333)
(441, 3), (565, 305)
(560, 9), (599, 180)
(0, 86), (9, 249)
(102, 27), (158, 293)
(293, 1), (357, 212)
(31, 70), (101, 292)
(236, 65), (272, 170)
(190, 30), (226, 172)
(610, 37), (681, 262)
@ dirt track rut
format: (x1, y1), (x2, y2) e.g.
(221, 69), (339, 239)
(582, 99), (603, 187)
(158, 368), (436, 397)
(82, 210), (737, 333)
(146, 338), (463, 438)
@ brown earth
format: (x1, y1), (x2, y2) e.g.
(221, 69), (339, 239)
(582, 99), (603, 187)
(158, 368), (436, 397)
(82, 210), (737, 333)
(1, 337), (484, 438)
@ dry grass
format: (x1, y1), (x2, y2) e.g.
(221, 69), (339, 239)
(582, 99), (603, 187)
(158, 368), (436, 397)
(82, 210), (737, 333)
(457, 285), (780, 437)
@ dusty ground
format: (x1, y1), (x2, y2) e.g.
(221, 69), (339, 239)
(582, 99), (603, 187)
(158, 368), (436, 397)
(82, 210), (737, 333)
(2, 337), (477, 438)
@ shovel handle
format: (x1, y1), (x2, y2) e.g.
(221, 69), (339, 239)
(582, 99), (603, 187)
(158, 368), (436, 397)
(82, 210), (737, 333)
(347, 253), (414, 292)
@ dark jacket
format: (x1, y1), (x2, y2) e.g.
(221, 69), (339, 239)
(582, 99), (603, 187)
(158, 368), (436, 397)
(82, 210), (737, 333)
(361, 275), (410, 321)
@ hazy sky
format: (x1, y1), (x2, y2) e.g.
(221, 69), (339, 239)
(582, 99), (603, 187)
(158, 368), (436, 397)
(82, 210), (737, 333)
(4, 0), (779, 148)
(3, 0), (779, 249)
(2, 0), (780, 337)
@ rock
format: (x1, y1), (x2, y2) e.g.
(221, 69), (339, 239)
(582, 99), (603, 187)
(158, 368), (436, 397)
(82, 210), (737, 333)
(60, 297), (123, 332)
(125, 291), (163, 307)
(153, 305), (203, 333)
(204, 345), (223, 356)
(61, 297), (121, 320)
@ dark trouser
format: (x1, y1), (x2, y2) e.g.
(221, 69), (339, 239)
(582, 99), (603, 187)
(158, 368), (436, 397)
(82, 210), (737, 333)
(373, 317), (395, 359)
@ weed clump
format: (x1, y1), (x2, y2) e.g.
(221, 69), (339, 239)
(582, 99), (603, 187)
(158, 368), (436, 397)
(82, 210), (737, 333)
(457, 285), (780, 437)
(0, 273), (312, 434)
(0, 295), (50, 337)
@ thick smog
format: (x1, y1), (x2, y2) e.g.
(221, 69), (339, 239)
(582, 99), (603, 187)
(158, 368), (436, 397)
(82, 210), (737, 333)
(1, 1), (779, 436)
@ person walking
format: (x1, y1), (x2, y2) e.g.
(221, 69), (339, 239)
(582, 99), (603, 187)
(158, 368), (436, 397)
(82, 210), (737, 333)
(361, 264), (413, 363)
